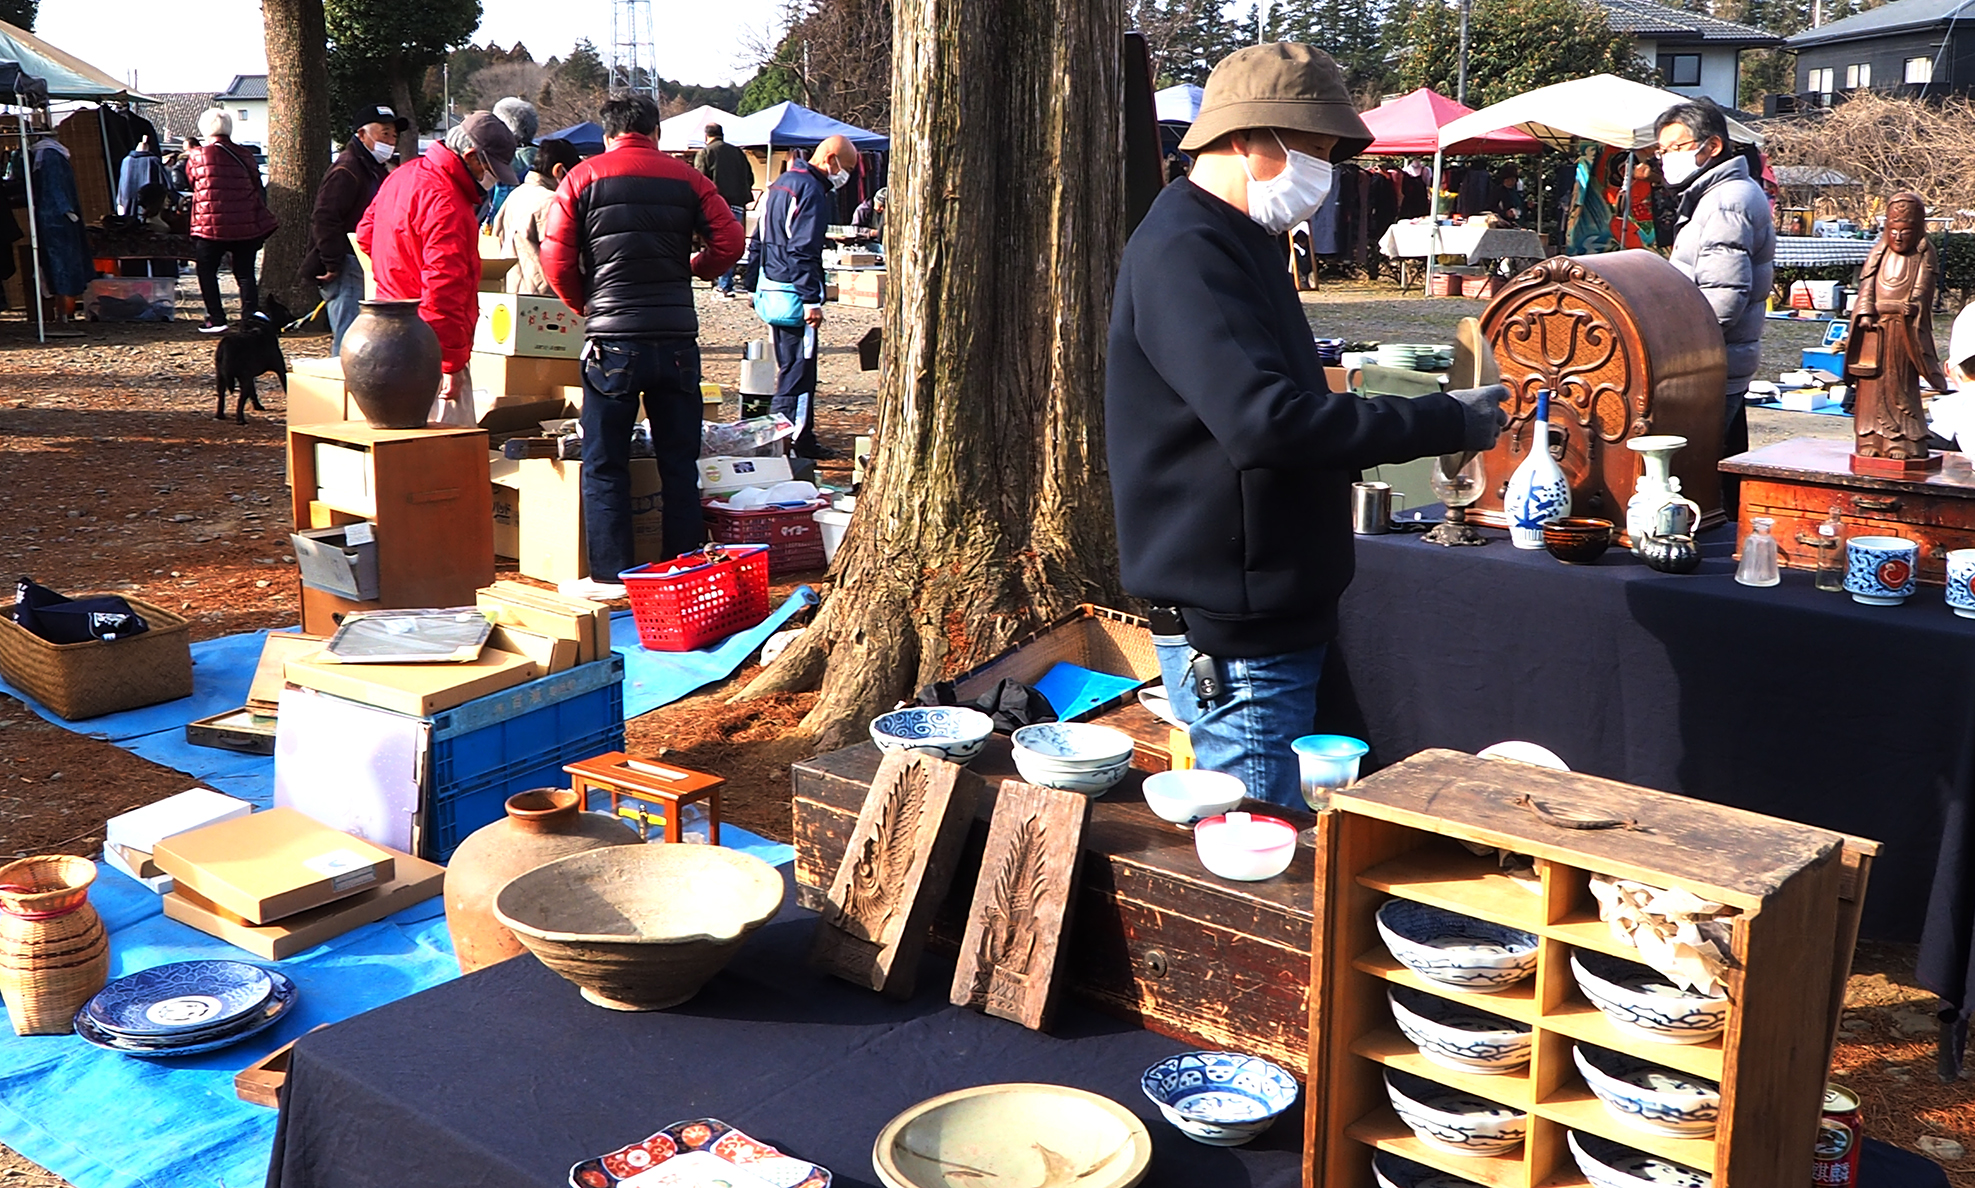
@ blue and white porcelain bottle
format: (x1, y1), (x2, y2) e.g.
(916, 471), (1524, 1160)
(1504, 388), (1571, 549)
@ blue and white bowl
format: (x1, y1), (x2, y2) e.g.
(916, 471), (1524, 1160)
(1384, 1069), (1526, 1156)
(1012, 754), (1133, 797)
(1142, 769), (1247, 828)
(1376, 900), (1539, 994)
(1388, 985), (1532, 1074)
(1573, 1044), (1720, 1138)
(868, 706), (994, 765)
(1010, 722), (1135, 767)
(1568, 1131), (1713, 1188)
(1373, 1150), (1488, 1188)
(1139, 1050), (1299, 1146)
(1571, 950), (1728, 1045)
(82, 959), (275, 1038)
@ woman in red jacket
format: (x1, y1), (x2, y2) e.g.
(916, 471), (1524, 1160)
(187, 108), (278, 332)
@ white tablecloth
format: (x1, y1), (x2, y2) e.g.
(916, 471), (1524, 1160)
(1773, 236), (1873, 268)
(1377, 221), (1548, 263)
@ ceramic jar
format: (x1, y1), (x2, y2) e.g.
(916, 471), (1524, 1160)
(1625, 435), (1690, 545)
(443, 789), (640, 974)
(340, 300), (443, 429)
(1505, 389), (1571, 549)
(1637, 532), (1702, 574)
(0, 855), (109, 1035)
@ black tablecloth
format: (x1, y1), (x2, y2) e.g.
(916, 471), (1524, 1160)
(1321, 521), (1975, 1019)
(265, 880), (1305, 1188)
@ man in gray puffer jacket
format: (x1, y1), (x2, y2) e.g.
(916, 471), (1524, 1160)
(1655, 101), (1774, 503)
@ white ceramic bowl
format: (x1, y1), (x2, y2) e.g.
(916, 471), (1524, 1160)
(873, 1083), (1151, 1188)
(1139, 1050), (1299, 1146)
(1375, 900), (1538, 994)
(1141, 769), (1247, 828)
(1193, 812), (1297, 882)
(1568, 1130), (1713, 1188)
(1388, 985), (1532, 1074)
(1373, 1150), (1490, 1188)
(868, 707), (995, 765)
(1573, 1044), (1720, 1138)
(1010, 722), (1136, 768)
(1570, 950), (1728, 1045)
(1384, 1069), (1526, 1156)
(1011, 751), (1132, 796)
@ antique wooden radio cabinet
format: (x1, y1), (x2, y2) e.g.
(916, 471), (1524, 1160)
(1473, 252), (1729, 540)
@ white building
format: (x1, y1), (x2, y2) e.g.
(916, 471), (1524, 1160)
(1594, 0), (1783, 111)
(213, 74), (269, 150)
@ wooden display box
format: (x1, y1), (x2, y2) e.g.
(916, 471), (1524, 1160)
(1306, 749), (1870, 1188)
(1723, 436), (1975, 585)
(792, 738), (1316, 1070)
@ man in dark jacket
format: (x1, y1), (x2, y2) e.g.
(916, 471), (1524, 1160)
(304, 104), (406, 353)
(541, 95), (745, 601)
(758, 134), (856, 459)
(695, 123), (755, 297)
(1106, 44), (1507, 808)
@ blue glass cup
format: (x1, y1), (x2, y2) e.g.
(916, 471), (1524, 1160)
(1292, 734), (1369, 813)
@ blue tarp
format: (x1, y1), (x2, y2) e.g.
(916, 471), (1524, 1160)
(543, 120), (605, 155)
(611, 587), (818, 720)
(1155, 84), (1203, 125)
(725, 102), (889, 151)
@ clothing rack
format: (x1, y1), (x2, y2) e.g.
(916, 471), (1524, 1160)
(16, 103), (49, 343)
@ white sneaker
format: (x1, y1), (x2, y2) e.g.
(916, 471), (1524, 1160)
(558, 577), (628, 602)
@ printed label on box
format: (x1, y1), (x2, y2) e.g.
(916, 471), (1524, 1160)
(304, 849), (382, 892)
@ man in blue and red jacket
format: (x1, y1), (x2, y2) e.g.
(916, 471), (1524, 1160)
(757, 134), (857, 459)
(541, 95), (745, 600)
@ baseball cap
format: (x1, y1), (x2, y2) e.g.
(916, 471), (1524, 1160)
(1178, 42), (1373, 163)
(353, 104), (410, 133)
(461, 110), (521, 186)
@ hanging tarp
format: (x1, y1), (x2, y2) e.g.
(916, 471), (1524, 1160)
(658, 105), (741, 153)
(724, 102), (888, 151)
(1435, 73), (1762, 152)
(0, 20), (148, 102)
(1362, 88), (1543, 156)
(1154, 85), (1203, 126)
(542, 121), (605, 155)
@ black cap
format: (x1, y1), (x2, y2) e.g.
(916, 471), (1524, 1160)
(353, 104), (410, 134)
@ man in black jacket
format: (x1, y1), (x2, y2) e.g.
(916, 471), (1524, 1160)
(1106, 44), (1507, 808)
(757, 134), (856, 460)
(695, 123), (756, 297)
(303, 104), (405, 353)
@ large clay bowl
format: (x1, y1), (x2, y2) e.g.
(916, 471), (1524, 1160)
(493, 844), (783, 1010)
(873, 1083), (1151, 1188)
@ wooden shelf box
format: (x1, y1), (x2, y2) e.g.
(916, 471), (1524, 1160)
(1307, 748), (1872, 1188)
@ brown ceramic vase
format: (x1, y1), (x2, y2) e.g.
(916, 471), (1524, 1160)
(0, 855), (109, 1035)
(339, 299), (443, 429)
(443, 789), (640, 974)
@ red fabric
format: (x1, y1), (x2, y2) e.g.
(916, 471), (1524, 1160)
(357, 143), (482, 373)
(1360, 88), (1544, 156)
(186, 136), (277, 242)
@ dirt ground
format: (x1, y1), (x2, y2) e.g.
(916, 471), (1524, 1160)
(0, 275), (1965, 1185)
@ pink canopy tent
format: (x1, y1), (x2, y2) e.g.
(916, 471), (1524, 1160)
(1362, 88), (1544, 155)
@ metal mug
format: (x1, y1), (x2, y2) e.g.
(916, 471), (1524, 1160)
(1352, 482), (1406, 535)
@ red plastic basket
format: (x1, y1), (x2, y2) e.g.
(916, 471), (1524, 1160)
(620, 545), (772, 652)
(702, 498), (830, 575)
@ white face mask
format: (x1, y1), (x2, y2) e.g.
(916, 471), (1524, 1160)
(1659, 148), (1701, 187)
(1243, 129), (1334, 235)
(368, 139), (394, 164)
(825, 164), (850, 191)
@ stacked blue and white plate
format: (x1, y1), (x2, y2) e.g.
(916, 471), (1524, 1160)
(75, 960), (298, 1057)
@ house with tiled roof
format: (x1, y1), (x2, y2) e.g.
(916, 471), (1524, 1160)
(1593, 0), (1783, 108)
(1785, 0), (1975, 101)
(214, 74), (268, 148)
(150, 93), (213, 144)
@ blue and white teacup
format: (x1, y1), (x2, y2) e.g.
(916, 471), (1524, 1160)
(1844, 535), (1919, 606)
(1946, 549), (1975, 619)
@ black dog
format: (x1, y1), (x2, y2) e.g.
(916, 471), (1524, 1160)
(213, 295), (292, 424)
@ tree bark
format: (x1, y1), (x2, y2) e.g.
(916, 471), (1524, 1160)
(261, 0), (332, 312)
(739, 0), (1126, 750)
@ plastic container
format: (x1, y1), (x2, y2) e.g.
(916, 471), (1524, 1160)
(621, 545), (771, 652)
(814, 506), (851, 563)
(702, 498), (830, 574)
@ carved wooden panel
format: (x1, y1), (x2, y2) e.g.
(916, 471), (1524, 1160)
(811, 751), (982, 998)
(950, 780), (1090, 1031)
(1473, 251), (1730, 540)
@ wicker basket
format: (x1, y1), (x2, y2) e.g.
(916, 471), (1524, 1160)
(0, 596), (193, 720)
(0, 855), (109, 1036)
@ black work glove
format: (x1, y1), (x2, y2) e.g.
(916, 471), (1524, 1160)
(1451, 384), (1510, 453)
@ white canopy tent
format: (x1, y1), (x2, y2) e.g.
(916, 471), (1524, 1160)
(657, 105), (741, 154)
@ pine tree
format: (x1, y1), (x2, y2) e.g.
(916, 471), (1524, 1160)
(0, 0), (36, 29)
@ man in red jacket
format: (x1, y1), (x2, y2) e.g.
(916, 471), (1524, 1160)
(357, 111), (519, 417)
(540, 95), (743, 600)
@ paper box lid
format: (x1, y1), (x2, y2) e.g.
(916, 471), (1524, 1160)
(106, 787), (254, 852)
(152, 807), (396, 924)
(284, 647), (542, 718)
(162, 845), (443, 961)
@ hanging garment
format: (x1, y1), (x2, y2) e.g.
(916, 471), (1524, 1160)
(117, 149), (167, 216)
(1566, 144), (1616, 256)
(28, 143), (89, 296)
(1308, 180), (1340, 257)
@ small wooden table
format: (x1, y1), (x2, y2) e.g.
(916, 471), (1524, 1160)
(564, 751), (723, 844)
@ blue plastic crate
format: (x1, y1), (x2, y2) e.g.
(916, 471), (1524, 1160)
(422, 656), (626, 861)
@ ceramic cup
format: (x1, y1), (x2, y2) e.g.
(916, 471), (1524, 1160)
(1946, 549), (1975, 619)
(1844, 535), (1919, 606)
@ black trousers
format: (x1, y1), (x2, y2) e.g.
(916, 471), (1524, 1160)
(193, 236), (264, 323)
(770, 321), (822, 456)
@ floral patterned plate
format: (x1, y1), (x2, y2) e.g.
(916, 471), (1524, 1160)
(568, 1119), (830, 1188)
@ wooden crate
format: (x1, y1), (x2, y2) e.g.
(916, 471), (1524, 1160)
(1307, 748), (1864, 1188)
(949, 604), (1160, 718)
(792, 737), (1316, 1070)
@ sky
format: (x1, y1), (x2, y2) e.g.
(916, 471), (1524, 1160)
(37, 0), (783, 95)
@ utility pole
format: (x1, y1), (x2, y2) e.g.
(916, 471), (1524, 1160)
(1457, 0), (1472, 104)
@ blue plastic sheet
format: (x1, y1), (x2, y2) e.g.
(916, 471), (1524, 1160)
(611, 586), (819, 719)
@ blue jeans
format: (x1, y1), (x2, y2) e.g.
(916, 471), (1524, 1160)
(579, 337), (706, 579)
(715, 205), (747, 293)
(321, 264), (364, 355)
(1154, 636), (1328, 810)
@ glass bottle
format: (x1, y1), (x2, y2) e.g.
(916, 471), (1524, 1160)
(1815, 510), (1846, 592)
(1735, 517), (1781, 587)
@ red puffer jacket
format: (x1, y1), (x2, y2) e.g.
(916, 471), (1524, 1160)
(356, 143), (482, 373)
(187, 137), (278, 242)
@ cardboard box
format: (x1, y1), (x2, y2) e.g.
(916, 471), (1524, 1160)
(839, 251), (882, 268)
(475, 292), (584, 358)
(163, 846), (443, 960)
(477, 582), (609, 663)
(287, 357), (350, 425)
(154, 807), (396, 924)
(478, 232), (516, 291)
(285, 646), (542, 718)
(699, 454), (793, 496)
(470, 352), (583, 400)
(104, 843), (174, 894)
(488, 455), (664, 581)
(488, 624), (578, 673)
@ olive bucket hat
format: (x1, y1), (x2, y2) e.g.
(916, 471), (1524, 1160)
(1179, 42), (1373, 163)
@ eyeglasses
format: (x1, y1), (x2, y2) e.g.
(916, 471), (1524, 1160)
(1657, 139), (1702, 154)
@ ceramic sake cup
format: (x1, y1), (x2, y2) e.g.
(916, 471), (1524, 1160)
(1844, 535), (1919, 605)
(1945, 549), (1975, 619)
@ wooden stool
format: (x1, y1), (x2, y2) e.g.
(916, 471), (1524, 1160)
(565, 751), (724, 844)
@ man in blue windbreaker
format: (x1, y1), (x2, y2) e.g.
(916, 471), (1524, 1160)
(757, 134), (857, 460)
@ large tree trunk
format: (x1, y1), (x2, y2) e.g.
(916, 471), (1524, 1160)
(261, 0), (332, 313)
(739, 0), (1126, 750)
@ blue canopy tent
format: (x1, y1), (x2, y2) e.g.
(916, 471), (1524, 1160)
(1154, 84), (1202, 126)
(724, 102), (889, 152)
(542, 120), (605, 156)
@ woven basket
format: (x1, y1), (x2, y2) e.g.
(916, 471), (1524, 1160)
(0, 855), (109, 1036)
(0, 596), (193, 720)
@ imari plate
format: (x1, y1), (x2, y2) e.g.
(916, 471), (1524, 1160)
(569, 1118), (830, 1188)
